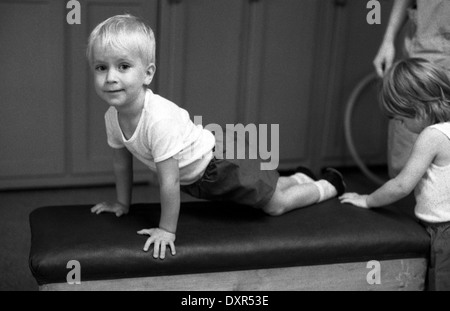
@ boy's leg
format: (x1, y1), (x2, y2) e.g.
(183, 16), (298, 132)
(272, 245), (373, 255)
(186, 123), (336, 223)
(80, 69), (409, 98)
(262, 168), (346, 216)
(262, 177), (320, 216)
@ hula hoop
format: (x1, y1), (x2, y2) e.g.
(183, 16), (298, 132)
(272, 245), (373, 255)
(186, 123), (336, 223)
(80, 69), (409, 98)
(344, 72), (386, 186)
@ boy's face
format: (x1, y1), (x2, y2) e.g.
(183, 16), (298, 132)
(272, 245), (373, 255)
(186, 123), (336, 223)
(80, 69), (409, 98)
(91, 41), (155, 110)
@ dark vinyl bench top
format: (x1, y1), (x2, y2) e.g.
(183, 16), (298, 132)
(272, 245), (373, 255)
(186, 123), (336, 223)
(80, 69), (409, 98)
(29, 200), (430, 285)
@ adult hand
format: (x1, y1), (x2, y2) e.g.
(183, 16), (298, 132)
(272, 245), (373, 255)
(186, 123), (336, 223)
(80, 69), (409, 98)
(373, 42), (396, 77)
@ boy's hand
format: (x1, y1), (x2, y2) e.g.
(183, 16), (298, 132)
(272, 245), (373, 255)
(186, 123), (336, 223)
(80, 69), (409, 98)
(137, 228), (176, 259)
(91, 201), (129, 217)
(339, 193), (370, 209)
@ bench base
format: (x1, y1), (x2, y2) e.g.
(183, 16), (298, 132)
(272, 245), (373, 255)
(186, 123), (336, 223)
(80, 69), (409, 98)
(40, 258), (427, 291)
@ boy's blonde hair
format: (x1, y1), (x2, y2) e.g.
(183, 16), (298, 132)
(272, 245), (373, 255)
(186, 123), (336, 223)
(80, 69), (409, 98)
(380, 58), (450, 124)
(86, 14), (155, 67)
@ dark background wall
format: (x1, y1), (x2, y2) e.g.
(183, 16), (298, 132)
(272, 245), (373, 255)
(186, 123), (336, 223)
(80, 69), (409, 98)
(0, 0), (397, 190)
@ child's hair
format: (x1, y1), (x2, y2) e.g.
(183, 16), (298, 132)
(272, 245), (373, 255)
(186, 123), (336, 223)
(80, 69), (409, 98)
(86, 14), (155, 67)
(380, 58), (450, 124)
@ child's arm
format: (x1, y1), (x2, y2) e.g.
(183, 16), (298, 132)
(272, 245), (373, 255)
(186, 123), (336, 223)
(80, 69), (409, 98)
(91, 148), (133, 216)
(340, 128), (441, 208)
(138, 156), (180, 259)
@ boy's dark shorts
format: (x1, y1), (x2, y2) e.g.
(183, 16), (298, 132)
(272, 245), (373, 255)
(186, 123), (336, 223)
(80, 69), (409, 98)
(181, 134), (279, 209)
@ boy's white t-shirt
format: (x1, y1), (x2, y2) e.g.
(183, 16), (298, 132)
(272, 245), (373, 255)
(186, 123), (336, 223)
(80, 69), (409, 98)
(104, 89), (215, 185)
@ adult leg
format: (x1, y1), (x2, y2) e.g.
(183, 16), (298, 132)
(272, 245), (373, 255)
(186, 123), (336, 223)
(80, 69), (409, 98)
(388, 119), (418, 178)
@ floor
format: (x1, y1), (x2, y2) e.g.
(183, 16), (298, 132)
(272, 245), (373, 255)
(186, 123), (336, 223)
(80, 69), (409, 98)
(0, 167), (415, 291)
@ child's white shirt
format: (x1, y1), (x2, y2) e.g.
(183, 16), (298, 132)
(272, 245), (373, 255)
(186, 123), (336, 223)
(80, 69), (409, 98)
(415, 122), (450, 223)
(104, 89), (215, 185)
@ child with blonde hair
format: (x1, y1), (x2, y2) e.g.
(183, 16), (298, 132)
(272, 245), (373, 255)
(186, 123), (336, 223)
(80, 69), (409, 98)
(87, 14), (346, 261)
(340, 58), (450, 291)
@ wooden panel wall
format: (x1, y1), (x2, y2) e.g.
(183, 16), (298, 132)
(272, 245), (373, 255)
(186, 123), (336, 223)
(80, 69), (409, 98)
(0, 0), (66, 180)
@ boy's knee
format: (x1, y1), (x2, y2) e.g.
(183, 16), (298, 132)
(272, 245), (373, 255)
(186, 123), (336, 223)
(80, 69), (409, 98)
(261, 199), (284, 216)
(261, 184), (286, 216)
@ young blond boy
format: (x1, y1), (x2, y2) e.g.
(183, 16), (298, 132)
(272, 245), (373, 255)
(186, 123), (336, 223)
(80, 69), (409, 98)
(88, 15), (346, 259)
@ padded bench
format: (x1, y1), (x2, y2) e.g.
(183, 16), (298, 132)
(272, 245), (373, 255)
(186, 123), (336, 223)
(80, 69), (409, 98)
(29, 199), (430, 291)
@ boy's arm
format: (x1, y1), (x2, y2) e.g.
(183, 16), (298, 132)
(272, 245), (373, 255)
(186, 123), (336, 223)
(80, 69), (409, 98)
(113, 147), (133, 209)
(91, 147), (133, 216)
(373, 0), (413, 76)
(138, 156), (180, 259)
(341, 128), (440, 208)
(156, 157), (180, 234)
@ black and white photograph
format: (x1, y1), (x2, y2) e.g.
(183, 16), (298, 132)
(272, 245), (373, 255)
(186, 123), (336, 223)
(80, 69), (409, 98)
(1, 0), (450, 295)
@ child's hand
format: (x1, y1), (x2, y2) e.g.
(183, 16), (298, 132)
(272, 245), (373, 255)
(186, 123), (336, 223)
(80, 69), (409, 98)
(339, 193), (370, 209)
(91, 201), (129, 217)
(137, 228), (176, 260)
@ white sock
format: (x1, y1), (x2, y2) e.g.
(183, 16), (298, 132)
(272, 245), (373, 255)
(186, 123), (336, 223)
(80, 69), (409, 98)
(313, 180), (337, 203)
(291, 173), (315, 185)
